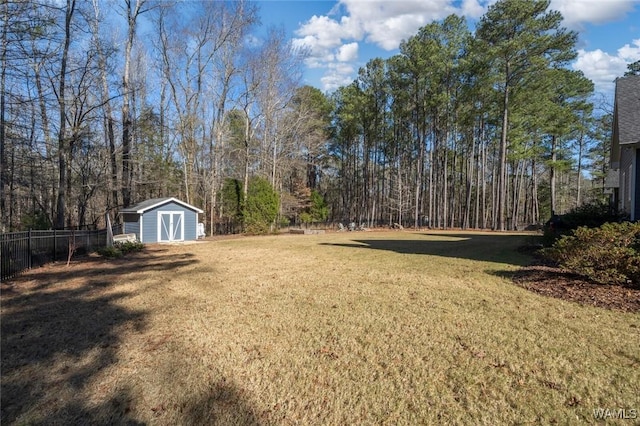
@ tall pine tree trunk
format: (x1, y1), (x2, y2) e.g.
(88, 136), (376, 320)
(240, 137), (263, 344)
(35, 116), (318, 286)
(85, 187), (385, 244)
(414, 134), (424, 229)
(497, 77), (509, 231)
(550, 134), (557, 215)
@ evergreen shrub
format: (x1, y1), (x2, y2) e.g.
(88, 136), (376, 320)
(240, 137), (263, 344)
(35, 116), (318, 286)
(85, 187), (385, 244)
(544, 222), (640, 287)
(543, 201), (624, 245)
(244, 177), (279, 234)
(98, 240), (145, 258)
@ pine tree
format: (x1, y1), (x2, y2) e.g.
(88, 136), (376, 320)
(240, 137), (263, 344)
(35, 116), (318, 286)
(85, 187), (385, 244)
(476, 0), (578, 229)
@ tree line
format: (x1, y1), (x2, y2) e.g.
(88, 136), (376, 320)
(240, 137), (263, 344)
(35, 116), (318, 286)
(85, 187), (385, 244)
(0, 0), (629, 233)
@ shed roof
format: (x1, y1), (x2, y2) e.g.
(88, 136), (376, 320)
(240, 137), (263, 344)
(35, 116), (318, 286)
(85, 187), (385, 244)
(615, 74), (640, 145)
(120, 197), (204, 214)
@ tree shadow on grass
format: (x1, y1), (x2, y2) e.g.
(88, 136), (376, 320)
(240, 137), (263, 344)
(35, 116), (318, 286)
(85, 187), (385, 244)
(5, 248), (199, 293)
(1, 248), (200, 424)
(180, 380), (263, 425)
(321, 232), (533, 267)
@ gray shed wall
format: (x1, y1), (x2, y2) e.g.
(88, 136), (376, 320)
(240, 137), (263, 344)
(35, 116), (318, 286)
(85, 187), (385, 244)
(141, 202), (198, 243)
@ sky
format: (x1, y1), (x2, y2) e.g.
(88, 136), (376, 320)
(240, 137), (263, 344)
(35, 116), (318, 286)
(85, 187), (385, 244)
(257, 0), (640, 98)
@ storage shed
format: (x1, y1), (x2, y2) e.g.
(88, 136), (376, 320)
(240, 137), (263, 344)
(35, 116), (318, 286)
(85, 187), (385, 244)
(120, 197), (204, 243)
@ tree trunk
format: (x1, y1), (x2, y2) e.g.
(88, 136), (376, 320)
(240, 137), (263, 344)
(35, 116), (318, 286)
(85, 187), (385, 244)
(464, 126), (476, 230)
(414, 132), (424, 229)
(55, 0), (76, 229)
(243, 112), (250, 198)
(497, 79), (509, 231)
(121, 0), (146, 208)
(576, 127), (585, 207)
(550, 134), (557, 215)
(0, 0), (8, 231)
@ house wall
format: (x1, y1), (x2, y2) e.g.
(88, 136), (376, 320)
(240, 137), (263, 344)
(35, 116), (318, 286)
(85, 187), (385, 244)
(635, 149), (640, 221)
(141, 202), (198, 243)
(620, 147), (633, 216)
(122, 213), (141, 239)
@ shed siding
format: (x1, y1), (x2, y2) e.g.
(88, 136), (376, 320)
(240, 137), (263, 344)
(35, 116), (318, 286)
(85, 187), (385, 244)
(141, 211), (157, 243)
(121, 199), (200, 243)
(185, 212), (197, 240)
(143, 201), (198, 242)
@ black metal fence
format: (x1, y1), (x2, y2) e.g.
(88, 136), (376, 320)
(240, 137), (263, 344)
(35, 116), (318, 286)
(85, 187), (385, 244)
(0, 229), (113, 282)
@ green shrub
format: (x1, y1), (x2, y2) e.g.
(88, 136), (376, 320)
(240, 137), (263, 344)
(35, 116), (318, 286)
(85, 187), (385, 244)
(563, 202), (624, 228)
(299, 212), (313, 224)
(116, 240), (145, 254)
(220, 178), (244, 221)
(20, 210), (51, 230)
(244, 177), (279, 234)
(98, 241), (144, 259)
(279, 216), (290, 228)
(543, 201), (624, 246)
(544, 222), (640, 287)
(308, 190), (328, 222)
(98, 246), (123, 259)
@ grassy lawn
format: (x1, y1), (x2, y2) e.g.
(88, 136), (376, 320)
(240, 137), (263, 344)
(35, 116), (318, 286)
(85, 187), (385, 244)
(2, 230), (639, 425)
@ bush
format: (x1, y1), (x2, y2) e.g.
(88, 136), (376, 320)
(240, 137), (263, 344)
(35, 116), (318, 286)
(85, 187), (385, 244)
(116, 240), (145, 254)
(544, 222), (640, 287)
(561, 202), (623, 229)
(98, 240), (144, 259)
(20, 210), (51, 230)
(98, 245), (123, 259)
(299, 212), (313, 224)
(543, 201), (624, 246)
(279, 216), (290, 228)
(308, 190), (328, 222)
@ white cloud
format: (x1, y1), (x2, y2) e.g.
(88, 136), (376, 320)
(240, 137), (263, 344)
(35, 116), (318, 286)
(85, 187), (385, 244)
(293, 0), (477, 91)
(339, 0), (459, 50)
(573, 49), (626, 92)
(292, 14), (362, 54)
(321, 63), (356, 92)
(461, 0), (486, 18)
(361, 13), (431, 50)
(550, 0), (637, 29)
(292, 14), (363, 71)
(573, 39), (640, 93)
(332, 62), (356, 75)
(296, 15), (358, 46)
(294, 0), (639, 92)
(337, 42), (359, 62)
(619, 39), (640, 60)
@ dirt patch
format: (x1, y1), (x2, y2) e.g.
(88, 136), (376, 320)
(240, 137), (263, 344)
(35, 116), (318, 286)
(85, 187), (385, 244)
(512, 263), (640, 313)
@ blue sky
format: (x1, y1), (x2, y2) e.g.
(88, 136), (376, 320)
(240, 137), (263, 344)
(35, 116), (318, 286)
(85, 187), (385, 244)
(257, 0), (640, 97)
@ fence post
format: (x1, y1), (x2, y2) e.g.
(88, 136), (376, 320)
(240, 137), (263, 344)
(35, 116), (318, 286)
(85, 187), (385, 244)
(53, 228), (57, 261)
(28, 228), (32, 269)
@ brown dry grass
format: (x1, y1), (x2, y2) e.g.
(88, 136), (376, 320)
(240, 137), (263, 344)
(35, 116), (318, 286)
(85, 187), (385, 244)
(2, 230), (639, 425)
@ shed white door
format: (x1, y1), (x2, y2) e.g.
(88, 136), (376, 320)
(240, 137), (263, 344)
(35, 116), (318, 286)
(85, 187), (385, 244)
(158, 211), (184, 242)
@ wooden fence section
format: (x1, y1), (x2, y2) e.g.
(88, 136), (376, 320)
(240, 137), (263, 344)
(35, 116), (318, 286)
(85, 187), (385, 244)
(1, 229), (111, 282)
